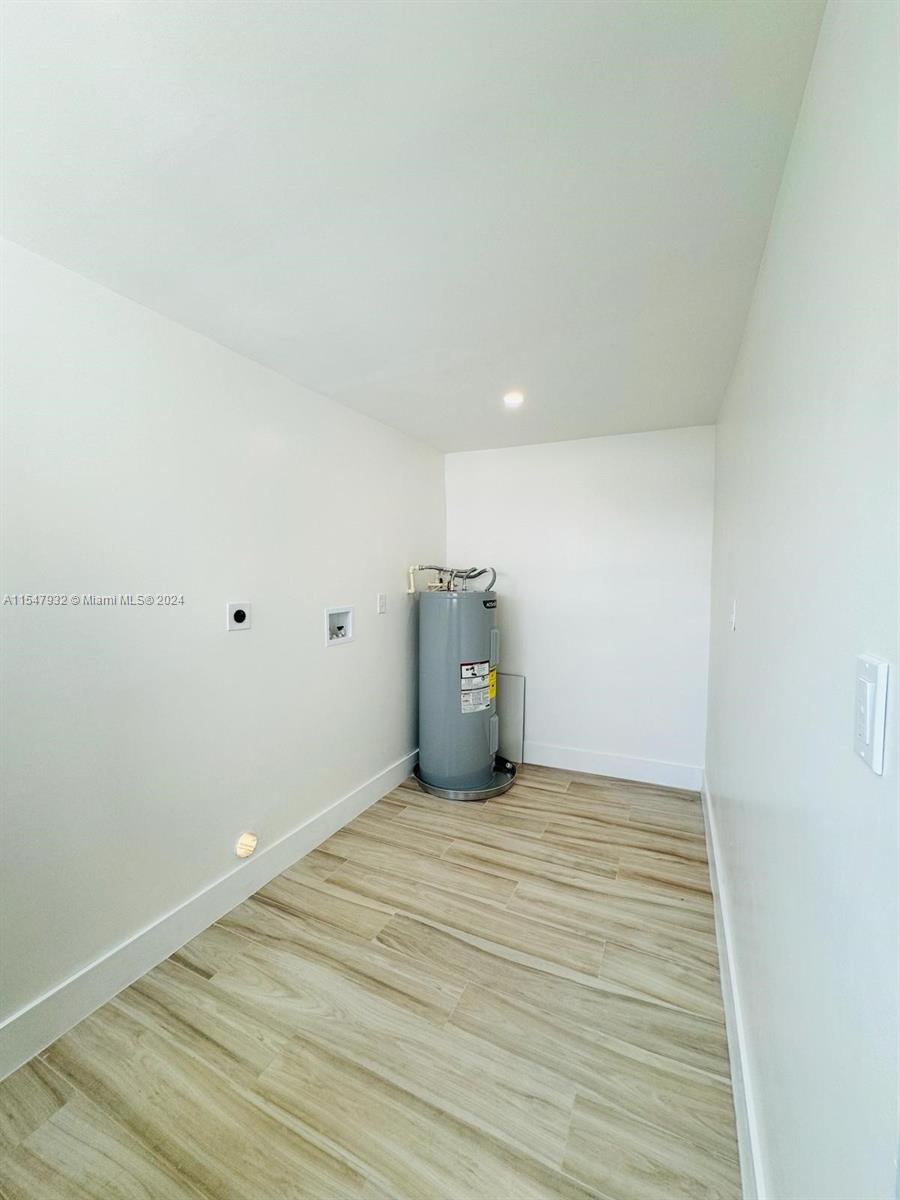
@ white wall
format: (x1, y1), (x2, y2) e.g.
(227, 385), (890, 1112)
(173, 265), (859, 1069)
(0, 239), (444, 1074)
(446, 427), (714, 789)
(704, 3), (899, 1197)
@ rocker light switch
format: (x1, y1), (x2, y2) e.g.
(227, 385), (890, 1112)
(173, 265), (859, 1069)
(854, 656), (888, 774)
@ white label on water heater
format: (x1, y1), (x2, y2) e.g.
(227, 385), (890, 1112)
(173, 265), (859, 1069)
(460, 660), (491, 713)
(461, 661), (490, 679)
(461, 687), (490, 713)
(461, 675), (486, 691)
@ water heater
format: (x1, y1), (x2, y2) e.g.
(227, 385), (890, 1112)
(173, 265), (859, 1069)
(410, 565), (516, 800)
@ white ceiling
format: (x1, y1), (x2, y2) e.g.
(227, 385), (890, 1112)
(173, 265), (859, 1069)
(1, 0), (823, 451)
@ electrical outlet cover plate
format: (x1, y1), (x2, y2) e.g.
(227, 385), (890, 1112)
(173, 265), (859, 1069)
(854, 655), (888, 774)
(227, 602), (251, 631)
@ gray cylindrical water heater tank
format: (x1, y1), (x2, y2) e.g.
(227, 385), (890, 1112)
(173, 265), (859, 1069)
(418, 589), (501, 793)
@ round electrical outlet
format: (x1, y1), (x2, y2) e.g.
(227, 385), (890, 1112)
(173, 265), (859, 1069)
(227, 601), (252, 631)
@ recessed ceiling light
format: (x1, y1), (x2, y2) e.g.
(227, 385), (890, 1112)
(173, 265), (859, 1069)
(503, 390), (525, 409)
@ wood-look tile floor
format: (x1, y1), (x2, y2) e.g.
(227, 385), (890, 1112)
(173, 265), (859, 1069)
(0, 766), (740, 1199)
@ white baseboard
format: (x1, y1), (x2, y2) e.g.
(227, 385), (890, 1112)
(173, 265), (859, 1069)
(701, 774), (766, 1200)
(524, 740), (703, 791)
(0, 750), (417, 1081)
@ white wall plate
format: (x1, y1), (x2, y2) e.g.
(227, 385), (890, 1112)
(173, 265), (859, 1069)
(854, 655), (889, 775)
(227, 602), (251, 631)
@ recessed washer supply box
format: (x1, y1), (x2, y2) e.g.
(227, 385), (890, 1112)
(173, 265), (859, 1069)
(325, 606), (353, 645)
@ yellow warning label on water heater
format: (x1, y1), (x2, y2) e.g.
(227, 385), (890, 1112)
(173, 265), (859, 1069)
(488, 669), (497, 699)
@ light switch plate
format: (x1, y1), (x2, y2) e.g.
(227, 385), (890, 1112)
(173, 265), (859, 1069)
(376, 592), (387, 615)
(854, 655), (888, 774)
